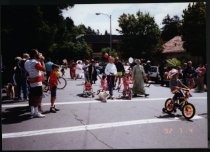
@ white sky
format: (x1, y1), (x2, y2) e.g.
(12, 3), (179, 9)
(62, 3), (191, 35)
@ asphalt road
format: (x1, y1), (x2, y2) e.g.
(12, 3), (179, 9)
(1, 69), (208, 150)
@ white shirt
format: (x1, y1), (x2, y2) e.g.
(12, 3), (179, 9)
(105, 63), (117, 75)
(24, 59), (43, 87)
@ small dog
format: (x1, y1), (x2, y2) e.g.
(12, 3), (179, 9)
(97, 90), (109, 102)
(5, 83), (15, 99)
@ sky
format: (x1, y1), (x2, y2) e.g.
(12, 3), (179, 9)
(62, 3), (191, 35)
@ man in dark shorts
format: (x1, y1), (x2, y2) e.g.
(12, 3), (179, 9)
(24, 49), (46, 118)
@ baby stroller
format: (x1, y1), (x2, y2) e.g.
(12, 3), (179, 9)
(82, 81), (95, 97)
(121, 72), (133, 100)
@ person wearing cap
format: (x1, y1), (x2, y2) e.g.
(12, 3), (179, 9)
(132, 59), (149, 97)
(105, 56), (117, 99)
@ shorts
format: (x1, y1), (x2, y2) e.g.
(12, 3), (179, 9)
(51, 86), (57, 97)
(30, 86), (43, 96)
(116, 72), (123, 77)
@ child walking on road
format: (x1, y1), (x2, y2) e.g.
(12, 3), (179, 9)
(49, 64), (60, 113)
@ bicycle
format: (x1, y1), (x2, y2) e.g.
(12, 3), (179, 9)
(43, 76), (67, 92)
(162, 87), (196, 120)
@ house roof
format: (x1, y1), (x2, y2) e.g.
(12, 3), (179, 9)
(162, 36), (185, 54)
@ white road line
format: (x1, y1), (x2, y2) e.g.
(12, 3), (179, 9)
(2, 115), (203, 139)
(2, 97), (207, 108)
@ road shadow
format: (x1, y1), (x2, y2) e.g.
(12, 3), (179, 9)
(155, 114), (194, 122)
(2, 106), (32, 124)
(77, 93), (95, 98)
(1, 95), (29, 104)
(1, 99), (28, 104)
(155, 113), (182, 119)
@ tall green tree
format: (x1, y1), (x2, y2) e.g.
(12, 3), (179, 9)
(1, 5), (95, 84)
(181, 2), (206, 60)
(118, 11), (161, 58)
(161, 14), (181, 42)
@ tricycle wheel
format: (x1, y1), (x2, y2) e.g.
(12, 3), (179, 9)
(164, 98), (175, 114)
(182, 103), (195, 120)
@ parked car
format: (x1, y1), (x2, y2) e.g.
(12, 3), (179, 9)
(148, 66), (161, 83)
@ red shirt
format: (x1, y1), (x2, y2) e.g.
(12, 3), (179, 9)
(49, 71), (59, 90)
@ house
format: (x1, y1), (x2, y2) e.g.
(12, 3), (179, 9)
(162, 36), (186, 55)
(84, 35), (123, 59)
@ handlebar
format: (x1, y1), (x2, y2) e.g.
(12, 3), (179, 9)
(181, 88), (190, 91)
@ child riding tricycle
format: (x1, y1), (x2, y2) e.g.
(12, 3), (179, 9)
(162, 68), (195, 120)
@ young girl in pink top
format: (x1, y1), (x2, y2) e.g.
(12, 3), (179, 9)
(98, 74), (107, 91)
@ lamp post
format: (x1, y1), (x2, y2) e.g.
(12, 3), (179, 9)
(95, 12), (112, 52)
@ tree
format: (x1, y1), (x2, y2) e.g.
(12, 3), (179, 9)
(118, 11), (161, 58)
(1, 5), (95, 84)
(161, 14), (182, 42)
(181, 2), (206, 60)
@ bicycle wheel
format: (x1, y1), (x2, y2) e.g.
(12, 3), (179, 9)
(164, 98), (175, 113)
(57, 77), (67, 89)
(182, 103), (195, 120)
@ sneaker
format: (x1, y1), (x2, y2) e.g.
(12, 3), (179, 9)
(34, 112), (45, 118)
(133, 94), (137, 97)
(54, 107), (60, 111)
(108, 96), (114, 100)
(30, 113), (35, 118)
(50, 107), (56, 113)
(145, 94), (149, 97)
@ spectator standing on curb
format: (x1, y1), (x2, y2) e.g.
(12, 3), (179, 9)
(88, 59), (98, 84)
(132, 59), (149, 97)
(195, 63), (206, 92)
(105, 57), (117, 99)
(83, 60), (90, 83)
(114, 57), (125, 90)
(13, 54), (29, 101)
(49, 64), (60, 113)
(24, 49), (46, 118)
(45, 58), (54, 81)
(204, 64), (207, 91)
(70, 61), (76, 80)
(12, 56), (23, 100)
(185, 61), (196, 89)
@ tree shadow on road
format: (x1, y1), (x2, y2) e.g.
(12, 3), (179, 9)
(2, 106), (32, 124)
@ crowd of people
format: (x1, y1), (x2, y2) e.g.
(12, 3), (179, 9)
(7, 49), (61, 118)
(2, 50), (207, 118)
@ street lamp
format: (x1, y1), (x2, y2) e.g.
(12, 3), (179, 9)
(95, 12), (112, 52)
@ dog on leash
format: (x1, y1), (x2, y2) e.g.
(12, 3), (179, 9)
(97, 90), (109, 102)
(5, 83), (15, 99)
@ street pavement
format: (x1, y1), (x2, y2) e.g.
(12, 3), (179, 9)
(1, 69), (208, 150)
